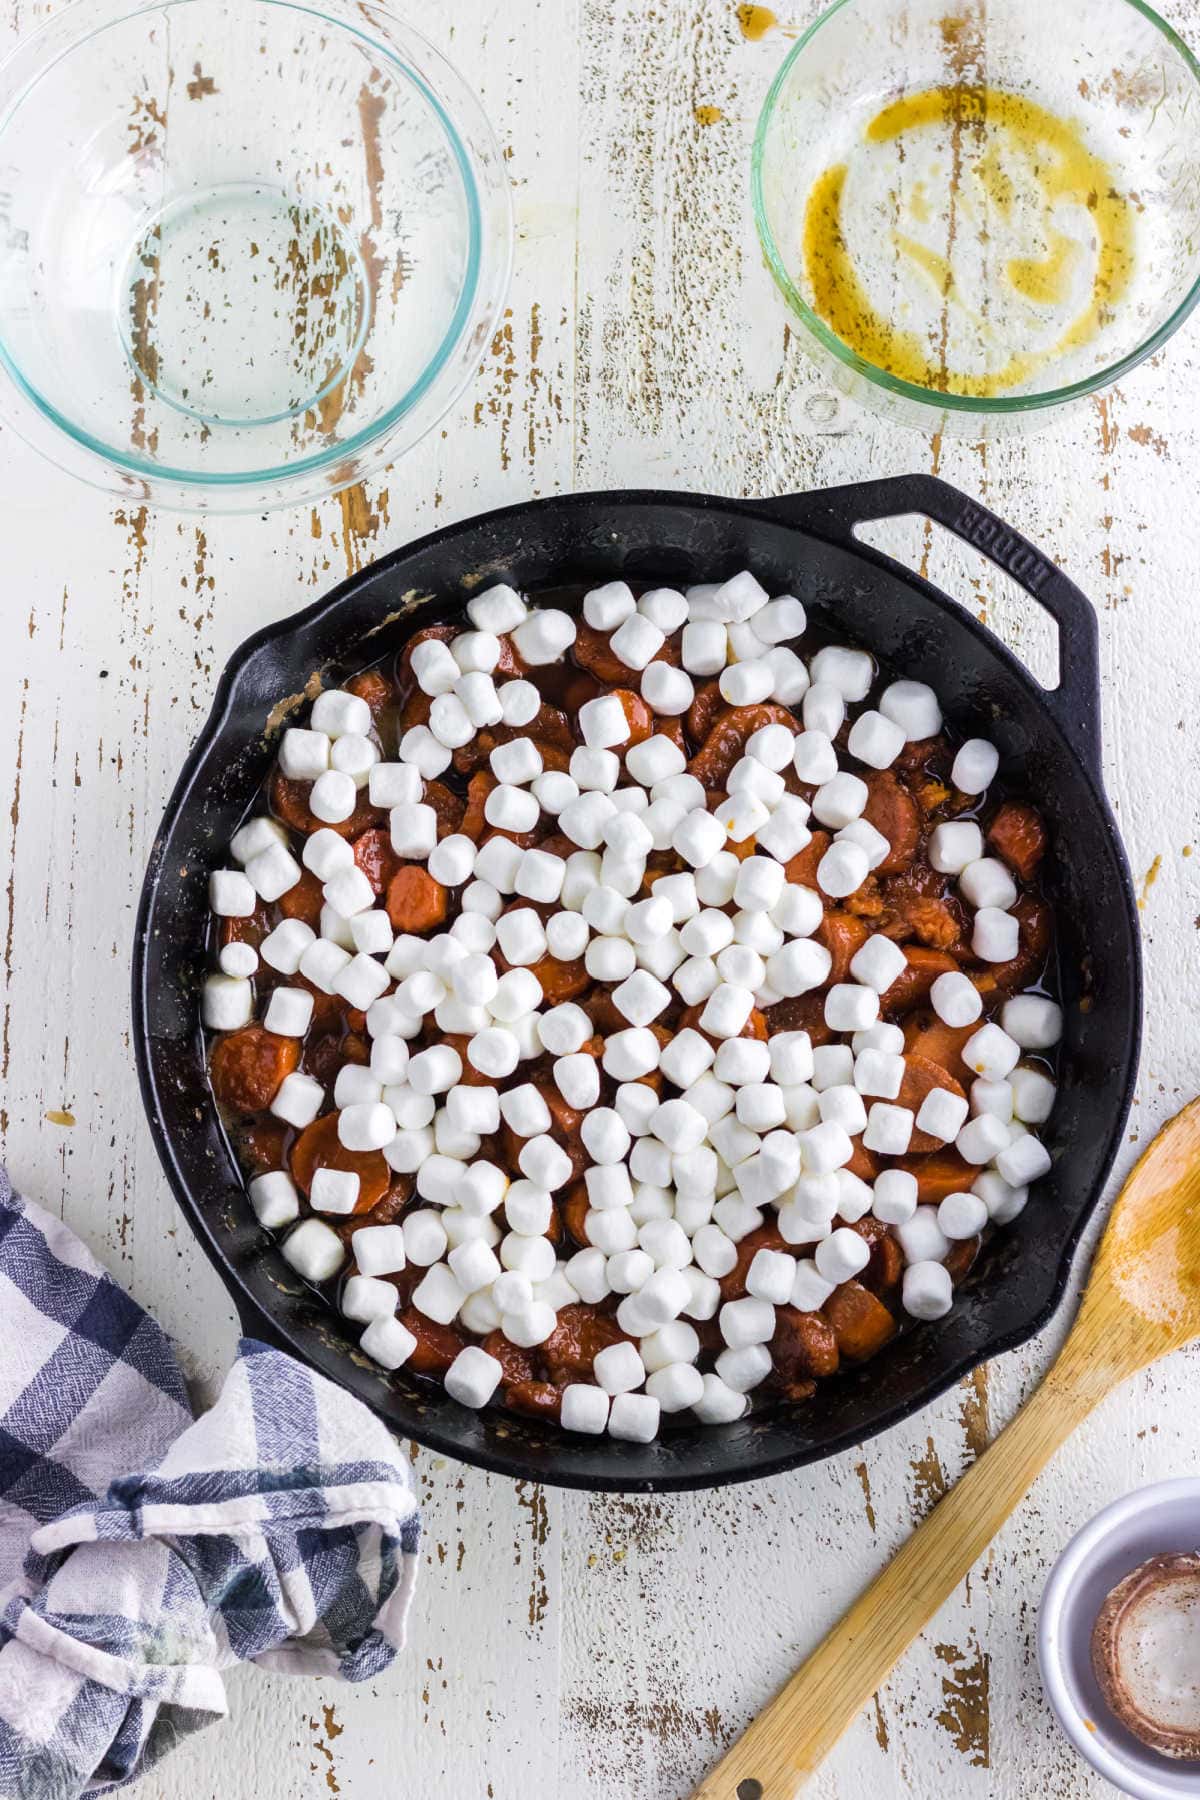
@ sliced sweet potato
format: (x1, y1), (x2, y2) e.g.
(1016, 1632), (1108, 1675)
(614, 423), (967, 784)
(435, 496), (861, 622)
(398, 1307), (464, 1375)
(529, 954), (591, 1005)
(344, 667), (394, 718)
(848, 1216), (904, 1297)
(988, 893), (1052, 991)
(506, 1380), (563, 1419)
(817, 912), (870, 984)
(686, 679), (725, 748)
(542, 1303), (627, 1384)
(220, 898), (273, 949)
(772, 1306), (839, 1381)
(276, 867), (324, 928)
(289, 1112), (391, 1210)
(902, 1011), (977, 1084)
(718, 1221), (790, 1302)
(882, 944), (958, 1014)
(945, 1233), (982, 1284)
(897, 1148), (976, 1205)
(210, 1025), (300, 1112)
(232, 1117), (288, 1175)
(689, 704), (797, 792)
(610, 687), (653, 745)
(269, 768), (316, 833)
(386, 865), (448, 932)
(764, 991), (836, 1047)
(862, 771), (921, 874)
(899, 1053), (966, 1154)
(785, 830), (832, 894)
(482, 1332), (539, 1385)
(424, 780), (466, 840)
(353, 827), (401, 896)
(572, 621), (631, 685)
(822, 1281), (898, 1361)
(560, 1183), (590, 1250)
(987, 801), (1047, 881)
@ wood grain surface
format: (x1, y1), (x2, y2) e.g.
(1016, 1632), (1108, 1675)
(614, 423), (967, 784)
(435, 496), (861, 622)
(2, 2), (1198, 1796)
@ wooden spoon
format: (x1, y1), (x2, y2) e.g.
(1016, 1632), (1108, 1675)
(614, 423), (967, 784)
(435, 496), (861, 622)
(691, 1099), (1200, 1800)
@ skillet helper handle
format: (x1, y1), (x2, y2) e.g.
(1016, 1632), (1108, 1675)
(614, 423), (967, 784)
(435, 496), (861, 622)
(689, 1360), (1097, 1800)
(757, 474), (1103, 778)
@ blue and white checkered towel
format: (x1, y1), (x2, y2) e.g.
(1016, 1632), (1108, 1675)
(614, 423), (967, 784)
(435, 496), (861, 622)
(0, 1168), (420, 1798)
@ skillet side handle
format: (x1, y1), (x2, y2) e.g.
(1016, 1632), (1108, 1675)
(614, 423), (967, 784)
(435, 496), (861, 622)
(757, 473), (1103, 779)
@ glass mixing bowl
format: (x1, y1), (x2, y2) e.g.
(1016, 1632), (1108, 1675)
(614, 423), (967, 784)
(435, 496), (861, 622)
(753, 0), (1200, 433)
(0, 0), (511, 510)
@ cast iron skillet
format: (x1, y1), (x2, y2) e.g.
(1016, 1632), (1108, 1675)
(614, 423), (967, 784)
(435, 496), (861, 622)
(132, 473), (1142, 1493)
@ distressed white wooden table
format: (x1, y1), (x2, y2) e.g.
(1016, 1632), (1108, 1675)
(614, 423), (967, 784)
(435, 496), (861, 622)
(3, 1), (1198, 1793)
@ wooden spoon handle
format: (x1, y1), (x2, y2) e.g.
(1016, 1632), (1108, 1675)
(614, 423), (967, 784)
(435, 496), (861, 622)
(691, 1367), (1095, 1800)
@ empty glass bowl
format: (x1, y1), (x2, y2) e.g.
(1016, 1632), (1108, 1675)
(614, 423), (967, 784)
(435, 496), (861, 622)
(0, 0), (512, 510)
(753, 0), (1200, 433)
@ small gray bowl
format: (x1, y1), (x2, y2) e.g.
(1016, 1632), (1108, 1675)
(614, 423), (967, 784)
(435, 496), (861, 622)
(1039, 1478), (1200, 1798)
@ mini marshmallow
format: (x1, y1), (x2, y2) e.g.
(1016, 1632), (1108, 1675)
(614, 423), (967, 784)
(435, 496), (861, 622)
(519, 1134), (573, 1191)
(350, 911), (394, 956)
(608, 1249), (654, 1294)
(323, 864), (376, 918)
(849, 933), (908, 995)
(719, 660), (774, 707)
(352, 1223), (407, 1278)
(802, 684), (845, 739)
(635, 1266), (691, 1327)
(504, 1181), (553, 1237)
(642, 663), (694, 715)
(341, 1273), (396, 1324)
(426, 834), (475, 888)
(714, 1038), (771, 1086)
(645, 1362), (704, 1413)
(705, 569), (769, 624)
(638, 1218), (691, 1270)
(854, 1048), (904, 1100)
(536, 1002), (591, 1057)
(872, 1168), (919, 1225)
(816, 840), (870, 899)
(699, 983), (755, 1040)
(812, 1045), (854, 1092)
(202, 974), (253, 1032)
(814, 1227), (870, 1285)
(497, 680), (541, 728)
(995, 1132), (1052, 1186)
(593, 1340), (646, 1395)
(812, 771), (868, 831)
(511, 608), (576, 666)
(246, 841), (304, 903)
(938, 1190), (988, 1240)
(1011, 1065), (1056, 1125)
(448, 1237), (503, 1295)
(902, 1260), (954, 1321)
(308, 770), (358, 826)
(579, 692), (632, 750)
(959, 857), (1018, 911)
(442, 1345), (503, 1410)
(581, 1107), (632, 1167)
(331, 732), (379, 787)
(282, 1217), (345, 1283)
(719, 1296), (775, 1349)
(607, 1391), (661, 1443)
(259, 918), (316, 976)
(410, 638), (461, 696)
(398, 725), (451, 779)
(952, 738), (1000, 794)
(879, 679), (942, 741)
(819, 1084), (868, 1136)
(746, 1247), (796, 1306)
(931, 970), (984, 1028)
(390, 802), (438, 861)
(611, 969), (671, 1028)
(964, 1022), (1021, 1080)
(248, 1170), (300, 1229)
(636, 587), (688, 633)
(209, 868), (257, 918)
(693, 852), (739, 908)
(279, 727), (332, 782)
(824, 983), (879, 1033)
(497, 1083), (552, 1140)
(403, 1210), (448, 1266)
(302, 830), (355, 885)
(862, 1103), (914, 1156)
(485, 783), (540, 835)
(715, 1344), (772, 1394)
(766, 647), (811, 706)
(560, 1384), (611, 1435)
(602, 1028), (661, 1082)
(956, 1112), (1013, 1164)
(337, 1103), (396, 1153)
(263, 986), (314, 1038)
(501, 1300), (558, 1348)
(896, 1206), (951, 1265)
(609, 612), (665, 672)
(711, 790), (770, 849)
(411, 1263), (466, 1326)
(929, 820), (984, 874)
(335, 953), (391, 1011)
(680, 618), (728, 676)
(847, 709), (906, 770)
(1002, 995), (1063, 1049)
(455, 671), (504, 729)
(499, 1232), (558, 1283)
(734, 856), (786, 914)
(972, 1078), (1015, 1121)
(270, 1072), (324, 1128)
(728, 758), (785, 807)
(756, 796), (813, 863)
(809, 644), (873, 701)
(384, 1128), (435, 1175)
(916, 1086), (971, 1143)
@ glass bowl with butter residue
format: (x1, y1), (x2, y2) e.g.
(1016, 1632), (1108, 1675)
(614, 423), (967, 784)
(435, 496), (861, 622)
(752, 0), (1200, 433)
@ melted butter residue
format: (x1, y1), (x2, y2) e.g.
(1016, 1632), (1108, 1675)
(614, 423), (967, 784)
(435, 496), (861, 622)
(801, 84), (1135, 396)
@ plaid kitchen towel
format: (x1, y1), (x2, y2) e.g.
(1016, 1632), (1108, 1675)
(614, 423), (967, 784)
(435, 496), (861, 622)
(0, 1167), (420, 1798)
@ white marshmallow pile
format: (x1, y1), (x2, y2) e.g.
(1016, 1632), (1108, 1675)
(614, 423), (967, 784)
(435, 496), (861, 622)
(205, 571), (1060, 1442)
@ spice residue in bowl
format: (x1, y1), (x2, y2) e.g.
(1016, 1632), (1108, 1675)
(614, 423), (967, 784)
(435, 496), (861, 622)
(1091, 1552), (1200, 1759)
(801, 84), (1135, 396)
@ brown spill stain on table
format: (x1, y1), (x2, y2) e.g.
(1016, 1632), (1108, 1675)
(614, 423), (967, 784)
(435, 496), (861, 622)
(44, 1109), (75, 1127)
(1138, 853), (1163, 909)
(934, 1636), (991, 1764)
